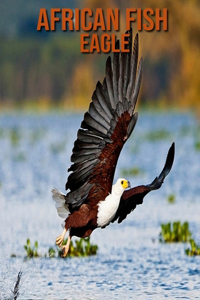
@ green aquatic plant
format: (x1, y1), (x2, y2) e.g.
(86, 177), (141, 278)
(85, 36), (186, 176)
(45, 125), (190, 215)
(24, 239), (40, 258)
(47, 247), (56, 258)
(121, 167), (144, 177)
(185, 239), (200, 256)
(144, 129), (171, 141)
(57, 237), (98, 258)
(159, 221), (192, 243)
(12, 237), (98, 259)
(167, 194), (176, 204)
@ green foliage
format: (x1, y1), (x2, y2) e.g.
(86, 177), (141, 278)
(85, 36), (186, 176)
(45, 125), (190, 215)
(57, 237), (98, 258)
(121, 167), (144, 177)
(47, 247), (56, 258)
(13, 237), (98, 259)
(167, 194), (176, 204)
(185, 239), (200, 256)
(145, 129), (171, 141)
(24, 239), (40, 258)
(159, 221), (192, 243)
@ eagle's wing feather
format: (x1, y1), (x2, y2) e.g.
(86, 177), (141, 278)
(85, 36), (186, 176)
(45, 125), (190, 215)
(65, 29), (143, 210)
(112, 143), (175, 223)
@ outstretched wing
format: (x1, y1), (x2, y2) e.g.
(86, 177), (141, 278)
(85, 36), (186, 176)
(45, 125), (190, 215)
(65, 29), (143, 210)
(112, 142), (175, 223)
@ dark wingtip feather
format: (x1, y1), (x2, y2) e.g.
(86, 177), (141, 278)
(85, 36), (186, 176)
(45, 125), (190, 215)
(147, 142), (175, 190)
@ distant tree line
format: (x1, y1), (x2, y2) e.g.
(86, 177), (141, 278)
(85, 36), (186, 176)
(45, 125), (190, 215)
(0, 0), (199, 109)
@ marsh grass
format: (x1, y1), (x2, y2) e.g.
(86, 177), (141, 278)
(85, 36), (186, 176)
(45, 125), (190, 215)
(12, 238), (98, 259)
(24, 239), (40, 258)
(185, 239), (200, 256)
(57, 237), (98, 258)
(159, 221), (192, 243)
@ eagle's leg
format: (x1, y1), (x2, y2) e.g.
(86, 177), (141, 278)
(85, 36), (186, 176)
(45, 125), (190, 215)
(61, 235), (71, 257)
(55, 228), (67, 247)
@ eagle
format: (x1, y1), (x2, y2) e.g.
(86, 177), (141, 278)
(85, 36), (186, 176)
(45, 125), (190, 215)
(51, 29), (175, 257)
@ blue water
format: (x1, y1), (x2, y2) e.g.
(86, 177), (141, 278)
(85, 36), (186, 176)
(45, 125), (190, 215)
(0, 111), (200, 299)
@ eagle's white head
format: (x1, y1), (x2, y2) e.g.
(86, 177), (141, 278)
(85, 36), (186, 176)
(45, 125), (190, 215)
(111, 178), (131, 196)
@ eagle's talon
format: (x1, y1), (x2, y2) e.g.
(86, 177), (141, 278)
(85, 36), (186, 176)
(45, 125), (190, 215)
(55, 228), (67, 248)
(61, 245), (69, 258)
(55, 236), (63, 247)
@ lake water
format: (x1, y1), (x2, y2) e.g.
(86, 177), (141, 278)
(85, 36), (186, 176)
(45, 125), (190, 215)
(0, 111), (200, 299)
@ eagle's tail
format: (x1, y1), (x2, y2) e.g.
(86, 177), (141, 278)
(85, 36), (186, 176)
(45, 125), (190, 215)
(51, 188), (69, 219)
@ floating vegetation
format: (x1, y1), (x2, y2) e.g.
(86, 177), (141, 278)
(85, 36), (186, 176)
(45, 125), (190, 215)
(12, 271), (22, 300)
(12, 237), (98, 259)
(47, 247), (56, 258)
(159, 221), (192, 243)
(10, 128), (21, 146)
(185, 239), (200, 256)
(121, 167), (144, 177)
(56, 237), (98, 258)
(144, 129), (171, 141)
(167, 193), (176, 204)
(24, 239), (40, 258)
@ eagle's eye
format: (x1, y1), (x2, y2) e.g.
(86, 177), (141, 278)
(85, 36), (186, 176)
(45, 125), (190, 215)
(121, 180), (124, 185)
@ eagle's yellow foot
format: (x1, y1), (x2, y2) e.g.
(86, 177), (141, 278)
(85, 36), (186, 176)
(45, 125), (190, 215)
(55, 228), (67, 248)
(61, 236), (71, 258)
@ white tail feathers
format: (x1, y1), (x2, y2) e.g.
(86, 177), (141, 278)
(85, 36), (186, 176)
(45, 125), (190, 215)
(51, 188), (69, 219)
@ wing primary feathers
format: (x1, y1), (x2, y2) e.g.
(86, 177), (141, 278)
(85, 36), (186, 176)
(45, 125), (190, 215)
(92, 91), (110, 124)
(95, 82), (113, 119)
(106, 56), (115, 109)
(89, 103), (110, 130)
(123, 30), (132, 98)
(118, 51), (126, 102)
(147, 142), (175, 190)
(127, 112), (138, 138)
(77, 129), (103, 144)
(113, 39), (120, 105)
(81, 112), (108, 135)
(130, 57), (143, 110)
(126, 33), (139, 100)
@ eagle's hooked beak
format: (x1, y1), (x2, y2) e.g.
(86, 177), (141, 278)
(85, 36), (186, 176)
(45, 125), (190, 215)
(127, 181), (131, 188)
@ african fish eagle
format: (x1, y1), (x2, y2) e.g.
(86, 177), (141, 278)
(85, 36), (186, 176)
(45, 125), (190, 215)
(51, 29), (175, 257)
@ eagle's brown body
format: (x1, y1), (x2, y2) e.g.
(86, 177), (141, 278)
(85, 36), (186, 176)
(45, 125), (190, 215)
(52, 29), (175, 257)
